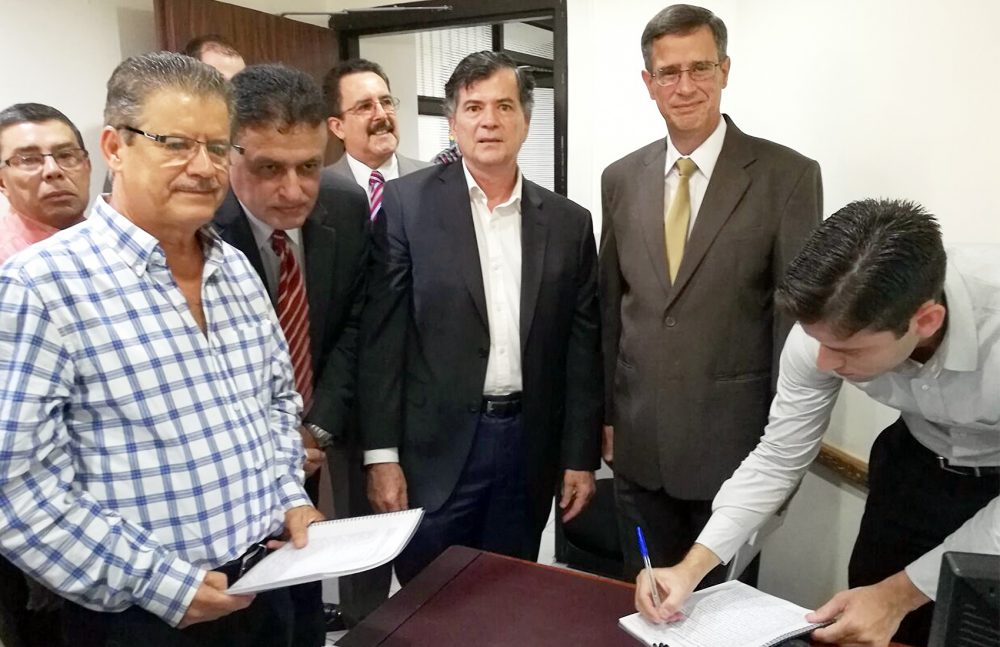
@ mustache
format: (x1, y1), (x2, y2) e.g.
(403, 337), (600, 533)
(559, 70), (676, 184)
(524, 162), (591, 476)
(368, 118), (396, 136)
(174, 179), (222, 192)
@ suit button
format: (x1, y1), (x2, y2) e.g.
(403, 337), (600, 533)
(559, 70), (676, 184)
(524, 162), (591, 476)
(664, 316), (677, 327)
(478, 348), (489, 358)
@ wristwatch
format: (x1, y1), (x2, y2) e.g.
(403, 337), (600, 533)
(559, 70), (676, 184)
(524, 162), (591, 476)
(303, 422), (333, 449)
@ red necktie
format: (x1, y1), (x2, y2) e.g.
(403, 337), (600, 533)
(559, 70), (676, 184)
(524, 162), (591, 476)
(271, 230), (314, 412)
(368, 170), (385, 221)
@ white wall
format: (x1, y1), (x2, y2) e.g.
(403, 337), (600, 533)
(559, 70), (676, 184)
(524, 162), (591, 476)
(359, 32), (421, 160)
(567, 0), (1000, 606)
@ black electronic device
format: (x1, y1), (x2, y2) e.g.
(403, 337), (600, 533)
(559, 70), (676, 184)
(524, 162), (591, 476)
(929, 551), (1000, 647)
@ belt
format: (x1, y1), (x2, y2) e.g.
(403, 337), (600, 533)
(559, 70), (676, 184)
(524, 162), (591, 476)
(214, 541), (270, 586)
(936, 456), (1000, 477)
(481, 392), (522, 417)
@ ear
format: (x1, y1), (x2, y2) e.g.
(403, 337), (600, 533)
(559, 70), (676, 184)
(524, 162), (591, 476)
(720, 56), (731, 89)
(0, 171), (9, 199)
(100, 126), (123, 173)
(912, 299), (947, 340)
(327, 115), (346, 141)
(641, 68), (656, 100)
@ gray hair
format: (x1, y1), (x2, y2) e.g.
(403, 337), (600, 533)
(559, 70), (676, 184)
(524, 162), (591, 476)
(641, 4), (728, 71)
(444, 51), (535, 120)
(104, 51), (233, 134)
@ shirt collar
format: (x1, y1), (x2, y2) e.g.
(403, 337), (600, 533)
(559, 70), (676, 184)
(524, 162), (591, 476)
(665, 116), (727, 180)
(92, 196), (224, 277)
(345, 152), (399, 185)
(238, 200), (303, 252)
(934, 256), (980, 373)
(461, 159), (523, 210)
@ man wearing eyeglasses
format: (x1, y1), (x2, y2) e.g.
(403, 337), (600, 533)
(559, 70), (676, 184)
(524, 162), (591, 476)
(600, 4), (822, 588)
(323, 59), (429, 219)
(212, 63), (370, 639)
(0, 52), (323, 646)
(0, 103), (90, 266)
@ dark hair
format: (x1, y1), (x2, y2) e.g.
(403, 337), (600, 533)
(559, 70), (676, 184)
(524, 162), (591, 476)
(776, 199), (947, 337)
(230, 64), (326, 133)
(641, 4), (728, 71)
(444, 51), (535, 119)
(183, 34), (242, 60)
(104, 51), (232, 133)
(0, 103), (85, 159)
(322, 58), (392, 117)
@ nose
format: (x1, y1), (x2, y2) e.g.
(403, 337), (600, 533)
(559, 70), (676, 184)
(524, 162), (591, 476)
(278, 169), (305, 202)
(371, 100), (388, 119)
(815, 345), (844, 373)
(41, 155), (65, 180)
(674, 69), (697, 93)
(185, 143), (216, 177)
(480, 105), (500, 127)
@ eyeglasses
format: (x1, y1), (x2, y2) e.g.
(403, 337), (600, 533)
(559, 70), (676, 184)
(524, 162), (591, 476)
(650, 61), (722, 87)
(342, 96), (400, 118)
(2, 148), (89, 172)
(118, 125), (233, 168)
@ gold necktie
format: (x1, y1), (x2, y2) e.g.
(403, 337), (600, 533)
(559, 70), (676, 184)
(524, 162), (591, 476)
(664, 157), (698, 283)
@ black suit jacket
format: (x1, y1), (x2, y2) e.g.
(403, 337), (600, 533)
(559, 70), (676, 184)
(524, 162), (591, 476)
(600, 115), (822, 499)
(213, 173), (370, 441)
(359, 162), (603, 531)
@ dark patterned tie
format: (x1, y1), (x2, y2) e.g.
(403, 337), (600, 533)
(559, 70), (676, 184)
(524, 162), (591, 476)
(271, 230), (313, 412)
(368, 170), (385, 221)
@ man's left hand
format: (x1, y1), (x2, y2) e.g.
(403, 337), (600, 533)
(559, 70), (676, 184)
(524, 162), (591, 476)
(807, 571), (930, 647)
(299, 427), (326, 477)
(267, 505), (325, 551)
(559, 469), (596, 523)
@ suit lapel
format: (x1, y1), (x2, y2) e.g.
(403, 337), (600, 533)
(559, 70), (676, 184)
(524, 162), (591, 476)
(302, 204), (336, 365)
(519, 181), (548, 351)
(665, 117), (753, 310)
(214, 192), (271, 303)
(438, 164), (489, 329)
(635, 142), (671, 297)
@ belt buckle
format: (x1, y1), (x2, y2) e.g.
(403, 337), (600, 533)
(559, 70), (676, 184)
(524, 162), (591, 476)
(238, 542), (269, 579)
(937, 456), (979, 477)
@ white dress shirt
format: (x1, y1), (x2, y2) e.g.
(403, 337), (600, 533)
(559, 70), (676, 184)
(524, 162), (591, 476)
(664, 117), (727, 235)
(697, 245), (1000, 599)
(240, 202), (306, 300)
(345, 152), (400, 199)
(364, 161), (525, 465)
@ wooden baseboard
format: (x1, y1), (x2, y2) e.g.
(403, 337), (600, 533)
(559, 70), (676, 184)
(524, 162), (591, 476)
(816, 443), (869, 490)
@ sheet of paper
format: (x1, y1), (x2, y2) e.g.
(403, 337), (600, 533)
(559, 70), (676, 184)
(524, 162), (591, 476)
(226, 508), (423, 595)
(620, 580), (824, 647)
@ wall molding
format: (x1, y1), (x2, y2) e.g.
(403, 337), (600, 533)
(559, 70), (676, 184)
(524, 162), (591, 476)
(816, 443), (869, 491)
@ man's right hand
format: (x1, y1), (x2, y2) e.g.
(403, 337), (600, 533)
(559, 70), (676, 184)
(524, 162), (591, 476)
(367, 462), (408, 512)
(602, 425), (614, 464)
(178, 570), (254, 629)
(635, 544), (720, 623)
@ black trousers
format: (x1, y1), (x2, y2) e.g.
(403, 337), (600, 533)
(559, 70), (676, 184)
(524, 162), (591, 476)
(393, 410), (538, 585)
(613, 473), (759, 588)
(848, 417), (1000, 647)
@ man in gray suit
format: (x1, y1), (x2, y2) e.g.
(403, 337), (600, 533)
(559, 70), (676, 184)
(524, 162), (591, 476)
(323, 59), (429, 214)
(600, 4), (822, 586)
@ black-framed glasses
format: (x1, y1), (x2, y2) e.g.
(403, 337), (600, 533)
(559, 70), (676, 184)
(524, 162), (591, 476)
(118, 125), (233, 167)
(3, 148), (89, 172)
(650, 61), (722, 87)
(342, 96), (400, 118)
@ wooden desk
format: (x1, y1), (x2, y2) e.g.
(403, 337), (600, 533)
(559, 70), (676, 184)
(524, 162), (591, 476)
(337, 545), (915, 647)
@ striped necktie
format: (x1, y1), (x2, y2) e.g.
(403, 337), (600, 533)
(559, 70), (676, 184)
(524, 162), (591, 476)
(271, 230), (313, 412)
(368, 170), (385, 221)
(664, 157), (698, 283)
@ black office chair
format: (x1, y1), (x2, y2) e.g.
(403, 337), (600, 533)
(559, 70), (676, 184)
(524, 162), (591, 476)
(554, 477), (626, 580)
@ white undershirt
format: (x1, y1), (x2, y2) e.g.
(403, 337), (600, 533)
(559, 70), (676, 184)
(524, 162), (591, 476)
(345, 152), (399, 199)
(664, 117), (727, 235)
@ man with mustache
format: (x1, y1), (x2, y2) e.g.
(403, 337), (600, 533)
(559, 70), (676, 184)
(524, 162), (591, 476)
(0, 102), (91, 647)
(323, 58), (429, 219)
(0, 52), (323, 646)
(213, 63), (370, 640)
(600, 3), (821, 588)
(319, 57), (429, 626)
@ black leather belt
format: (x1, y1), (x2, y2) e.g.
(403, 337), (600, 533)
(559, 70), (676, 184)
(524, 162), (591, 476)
(481, 392), (522, 417)
(936, 456), (1000, 477)
(214, 541), (270, 586)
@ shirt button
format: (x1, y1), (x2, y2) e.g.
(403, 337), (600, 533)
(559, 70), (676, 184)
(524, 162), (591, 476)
(664, 316), (677, 327)
(921, 384), (930, 391)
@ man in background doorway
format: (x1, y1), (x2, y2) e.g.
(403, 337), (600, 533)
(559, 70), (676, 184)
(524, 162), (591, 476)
(600, 3), (821, 587)
(323, 58), (429, 220)
(184, 34), (246, 80)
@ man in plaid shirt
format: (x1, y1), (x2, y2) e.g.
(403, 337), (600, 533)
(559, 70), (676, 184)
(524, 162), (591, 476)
(0, 52), (323, 646)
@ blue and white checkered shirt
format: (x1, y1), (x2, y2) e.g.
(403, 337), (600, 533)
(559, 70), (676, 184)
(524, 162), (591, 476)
(0, 198), (309, 626)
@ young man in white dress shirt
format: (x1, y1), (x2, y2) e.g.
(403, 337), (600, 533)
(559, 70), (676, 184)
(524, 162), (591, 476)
(636, 199), (1000, 647)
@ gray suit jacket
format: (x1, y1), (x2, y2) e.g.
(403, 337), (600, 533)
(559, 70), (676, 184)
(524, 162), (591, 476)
(325, 152), (430, 185)
(599, 115), (822, 499)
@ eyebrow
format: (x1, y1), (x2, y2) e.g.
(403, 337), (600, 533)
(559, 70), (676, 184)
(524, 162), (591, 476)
(10, 142), (79, 154)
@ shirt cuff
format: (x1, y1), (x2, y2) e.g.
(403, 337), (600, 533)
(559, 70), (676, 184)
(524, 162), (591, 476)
(364, 448), (399, 465)
(132, 554), (205, 627)
(276, 474), (312, 511)
(694, 513), (747, 565)
(905, 546), (945, 601)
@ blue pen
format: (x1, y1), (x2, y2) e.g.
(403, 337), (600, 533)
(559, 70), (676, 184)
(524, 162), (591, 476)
(636, 526), (662, 608)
